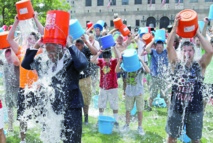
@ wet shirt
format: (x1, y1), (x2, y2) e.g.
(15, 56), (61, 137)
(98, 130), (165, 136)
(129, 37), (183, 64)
(97, 58), (118, 90)
(150, 49), (168, 77)
(79, 46), (92, 79)
(171, 62), (204, 114)
(125, 68), (145, 96)
(3, 63), (19, 89)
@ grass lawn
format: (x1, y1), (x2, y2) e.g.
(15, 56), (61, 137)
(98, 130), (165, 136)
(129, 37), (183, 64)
(2, 78), (213, 143)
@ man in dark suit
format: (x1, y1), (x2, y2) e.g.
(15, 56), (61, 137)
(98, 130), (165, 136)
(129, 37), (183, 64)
(21, 39), (88, 143)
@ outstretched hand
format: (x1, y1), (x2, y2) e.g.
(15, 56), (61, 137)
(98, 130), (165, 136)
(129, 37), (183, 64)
(174, 14), (181, 28)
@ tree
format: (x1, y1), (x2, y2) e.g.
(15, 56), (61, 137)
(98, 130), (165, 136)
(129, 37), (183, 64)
(0, 0), (70, 26)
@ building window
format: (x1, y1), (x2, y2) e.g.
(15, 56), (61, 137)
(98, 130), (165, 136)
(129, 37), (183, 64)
(135, 0), (142, 4)
(161, 0), (169, 3)
(122, 0), (129, 5)
(175, 0), (183, 3)
(147, 0), (155, 4)
(110, 0), (116, 6)
(136, 20), (140, 27)
(85, 0), (92, 6)
(205, 0), (213, 1)
(190, 0), (198, 2)
(110, 20), (114, 27)
(97, 0), (104, 6)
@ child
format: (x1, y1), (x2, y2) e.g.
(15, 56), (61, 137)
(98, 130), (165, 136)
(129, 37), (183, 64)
(0, 100), (6, 143)
(91, 48), (119, 126)
(115, 49), (150, 135)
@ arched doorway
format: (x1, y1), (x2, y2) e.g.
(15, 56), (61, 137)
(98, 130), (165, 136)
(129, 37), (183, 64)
(146, 17), (156, 28)
(160, 16), (170, 29)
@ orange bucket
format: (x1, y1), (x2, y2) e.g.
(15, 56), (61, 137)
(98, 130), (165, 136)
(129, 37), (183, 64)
(113, 18), (123, 29)
(43, 10), (70, 46)
(16, 0), (34, 20)
(142, 33), (153, 45)
(0, 31), (10, 49)
(176, 9), (198, 38)
(119, 24), (130, 37)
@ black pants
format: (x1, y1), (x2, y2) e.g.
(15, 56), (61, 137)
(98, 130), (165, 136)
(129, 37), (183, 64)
(63, 108), (82, 143)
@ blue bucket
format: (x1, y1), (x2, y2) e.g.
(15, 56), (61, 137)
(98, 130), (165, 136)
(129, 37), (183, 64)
(121, 49), (142, 72)
(130, 102), (137, 116)
(138, 27), (149, 37)
(208, 4), (213, 20)
(178, 125), (191, 143)
(198, 21), (205, 31)
(98, 116), (115, 134)
(155, 29), (166, 43)
(69, 19), (85, 40)
(92, 95), (99, 109)
(0, 28), (3, 33)
(152, 94), (167, 108)
(94, 20), (105, 31)
(100, 34), (115, 50)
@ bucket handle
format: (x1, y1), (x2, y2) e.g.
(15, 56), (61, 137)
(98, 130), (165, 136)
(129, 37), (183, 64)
(45, 24), (67, 39)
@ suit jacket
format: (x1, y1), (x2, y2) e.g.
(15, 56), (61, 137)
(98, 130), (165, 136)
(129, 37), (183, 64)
(21, 45), (88, 114)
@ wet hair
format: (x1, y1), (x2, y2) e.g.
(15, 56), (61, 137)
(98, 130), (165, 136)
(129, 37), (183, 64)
(76, 39), (84, 45)
(180, 41), (195, 51)
(102, 49), (112, 59)
(30, 32), (39, 41)
(156, 41), (164, 45)
(45, 43), (63, 49)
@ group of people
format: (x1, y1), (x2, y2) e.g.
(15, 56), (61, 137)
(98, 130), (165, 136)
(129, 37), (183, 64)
(0, 9), (212, 143)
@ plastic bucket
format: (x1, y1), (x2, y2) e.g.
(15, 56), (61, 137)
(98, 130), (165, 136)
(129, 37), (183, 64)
(208, 4), (213, 20)
(100, 34), (115, 49)
(87, 22), (93, 29)
(94, 20), (105, 31)
(119, 24), (130, 37)
(152, 94), (167, 108)
(0, 28), (3, 33)
(92, 95), (99, 109)
(113, 18), (123, 29)
(0, 31), (10, 49)
(178, 125), (191, 143)
(142, 33), (153, 45)
(176, 9), (198, 38)
(16, 0), (34, 20)
(155, 29), (166, 43)
(98, 116), (115, 134)
(69, 19), (85, 40)
(130, 102), (137, 116)
(138, 27), (149, 37)
(198, 21), (205, 31)
(121, 49), (142, 72)
(43, 10), (70, 46)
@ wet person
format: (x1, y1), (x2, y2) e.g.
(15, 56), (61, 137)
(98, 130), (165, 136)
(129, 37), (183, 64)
(7, 15), (43, 143)
(115, 50), (150, 135)
(91, 48), (119, 127)
(0, 48), (20, 132)
(145, 38), (169, 111)
(21, 38), (88, 143)
(0, 100), (6, 143)
(166, 14), (213, 143)
(75, 36), (98, 125)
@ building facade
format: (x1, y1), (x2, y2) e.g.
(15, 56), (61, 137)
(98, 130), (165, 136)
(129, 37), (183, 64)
(66, 0), (213, 29)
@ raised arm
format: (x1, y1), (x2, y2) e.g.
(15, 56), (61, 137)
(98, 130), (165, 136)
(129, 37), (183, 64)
(91, 51), (102, 64)
(166, 14), (179, 64)
(115, 56), (122, 73)
(81, 35), (98, 55)
(198, 29), (213, 70)
(145, 38), (154, 54)
(108, 28), (117, 35)
(7, 16), (19, 54)
(33, 12), (44, 35)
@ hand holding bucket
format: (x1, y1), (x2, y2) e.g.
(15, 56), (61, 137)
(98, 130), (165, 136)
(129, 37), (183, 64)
(16, 0), (34, 20)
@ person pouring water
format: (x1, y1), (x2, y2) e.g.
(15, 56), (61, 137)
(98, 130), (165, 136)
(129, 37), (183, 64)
(166, 14), (213, 143)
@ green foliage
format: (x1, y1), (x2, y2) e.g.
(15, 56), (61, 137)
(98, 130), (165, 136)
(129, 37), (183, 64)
(0, 0), (70, 26)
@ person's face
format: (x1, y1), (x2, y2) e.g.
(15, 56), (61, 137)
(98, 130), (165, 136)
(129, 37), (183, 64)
(117, 36), (123, 45)
(27, 35), (36, 46)
(194, 37), (200, 46)
(46, 44), (60, 63)
(89, 37), (94, 43)
(95, 28), (101, 36)
(182, 45), (195, 63)
(75, 42), (84, 50)
(5, 49), (12, 63)
(156, 43), (164, 53)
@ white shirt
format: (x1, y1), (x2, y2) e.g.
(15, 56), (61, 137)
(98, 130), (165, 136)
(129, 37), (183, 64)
(137, 40), (148, 62)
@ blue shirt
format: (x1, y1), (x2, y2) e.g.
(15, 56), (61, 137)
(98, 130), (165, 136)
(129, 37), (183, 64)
(150, 49), (168, 77)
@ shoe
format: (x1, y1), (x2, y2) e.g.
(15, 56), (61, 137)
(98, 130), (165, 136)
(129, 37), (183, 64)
(114, 122), (119, 128)
(138, 127), (145, 136)
(121, 124), (129, 133)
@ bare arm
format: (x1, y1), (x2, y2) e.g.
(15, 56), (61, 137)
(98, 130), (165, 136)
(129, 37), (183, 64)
(123, 34), (132, 47)
(166, 14), (179, 64)
(108, 28), (117, 35)
(81, 35), (98, 55)
(145, 38), (154, 54)
(33, 12), (44, 35)
(113, 45), (121, 59)
(198, 29), (213, 70)
(139, 56), (150, 73)
(90, 51), (102, 64)
(86, 25), (94, 34)
(7, 16), (19, 54)
(115, 57), (122, 73)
